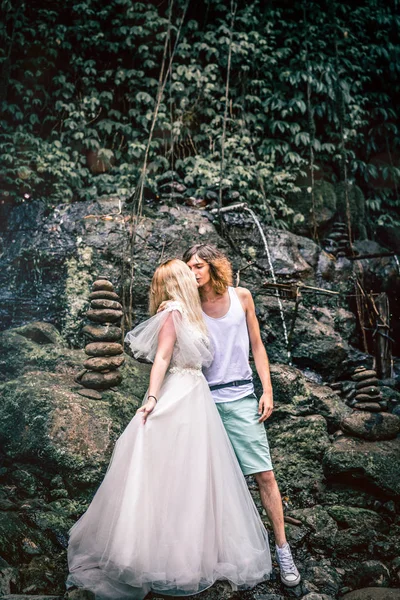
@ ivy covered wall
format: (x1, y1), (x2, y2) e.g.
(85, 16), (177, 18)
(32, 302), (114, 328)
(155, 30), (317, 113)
(1, 0), (399, 232)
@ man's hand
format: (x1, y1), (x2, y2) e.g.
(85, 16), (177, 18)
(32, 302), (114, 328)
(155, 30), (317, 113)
(258, 391), (273, 423)
(136, 397), (157, 424)
(157, 301), (168, 313)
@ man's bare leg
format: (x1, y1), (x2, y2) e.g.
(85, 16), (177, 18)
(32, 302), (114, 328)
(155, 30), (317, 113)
(254, 470), (286, 546)
(255, 470), (301, 587)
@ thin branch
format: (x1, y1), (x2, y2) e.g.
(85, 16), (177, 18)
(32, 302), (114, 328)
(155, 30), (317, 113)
(134, 0), (190, 217)
(125, 0), (190, 326)
(134, 0), (174, 217)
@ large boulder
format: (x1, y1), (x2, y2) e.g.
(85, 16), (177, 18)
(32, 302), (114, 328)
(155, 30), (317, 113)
(289, 315), (350, 379)
(0, 357), (150, 487)
(287, 180), (337, 236)
(0, 513), (55, 563)
(341, 411), (400, 441)
(267, 363), (313, 418)
(326, 506), (389, 556)
(267, 364), (351, 431)
(255, 296), (351, 377)
(343, 560), (391, 589)
(323, 435), (400, 496)
(267, 415), (330, 506)
(254, 227), (319, 280)
(352, 240), (400, 297)
(307, 382), (351, 432)
(342, 589), (400, 600)
(289, 505), (390, 558)
(12, 322), (64, 346)
(269, 363), (309, 402)
(0, 372), (116, 485)
(0, 326), (84, 383)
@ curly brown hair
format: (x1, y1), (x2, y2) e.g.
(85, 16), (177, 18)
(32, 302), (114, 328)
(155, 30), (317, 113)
(182, 244), (233, 295)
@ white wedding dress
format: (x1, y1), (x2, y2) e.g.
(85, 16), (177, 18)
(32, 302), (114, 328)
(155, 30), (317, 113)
(67, 302), (271, 599)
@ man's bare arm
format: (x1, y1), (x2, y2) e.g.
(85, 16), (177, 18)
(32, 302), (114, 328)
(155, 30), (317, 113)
(237, 287), (273, 422)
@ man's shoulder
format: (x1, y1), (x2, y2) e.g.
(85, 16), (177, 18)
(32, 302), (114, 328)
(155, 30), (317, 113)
(234, 286), (254, 311)
(235, 286), (252, 301)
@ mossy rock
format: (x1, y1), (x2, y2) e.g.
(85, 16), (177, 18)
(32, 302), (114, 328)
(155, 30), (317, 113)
(0, 364), (146, 486)
(0, 372), (114, 483)
(28, 500), (84, 546)
(267, 415), (330, 506)
(290, 315), (350, 380)
(289, 505), (338, 553)
(16, 552), (68, 596)
(9, 469), (38, 497)
(290, 505), (389, 557)
(327, 505), (390, 556)
(266, 364), (314, 420)
(326, 506), (388, 533)
(0, 513), (55, 564)
(0, 328), (84, 382)
(323, 435), (400, 496)
(269, 363), (308, 403)
(287, 180), (337, 235)
(12, 322), (64, 346)
(307, 381), (351, 433)
(256, 296), (351, 379)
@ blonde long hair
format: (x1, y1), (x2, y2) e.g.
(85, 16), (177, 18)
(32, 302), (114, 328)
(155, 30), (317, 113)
(149, 259), (207, 335)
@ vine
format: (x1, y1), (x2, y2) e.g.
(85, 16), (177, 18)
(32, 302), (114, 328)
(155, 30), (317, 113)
(218, 0), (237, 230)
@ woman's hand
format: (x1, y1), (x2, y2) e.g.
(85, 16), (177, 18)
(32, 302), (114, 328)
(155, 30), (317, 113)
(137, 397), (157, 424)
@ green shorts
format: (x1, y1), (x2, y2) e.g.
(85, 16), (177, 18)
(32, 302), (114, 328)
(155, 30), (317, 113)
(215, 393), (273, 476)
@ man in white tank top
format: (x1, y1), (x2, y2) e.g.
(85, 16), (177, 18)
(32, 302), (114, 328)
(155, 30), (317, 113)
(183, 244), (301, 589)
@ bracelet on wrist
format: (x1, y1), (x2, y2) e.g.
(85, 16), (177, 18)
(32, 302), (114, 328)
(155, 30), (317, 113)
(148, 395), (158, 403)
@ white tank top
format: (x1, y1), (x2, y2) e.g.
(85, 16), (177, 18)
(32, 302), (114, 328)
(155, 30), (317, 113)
(202, 287), (254, 403)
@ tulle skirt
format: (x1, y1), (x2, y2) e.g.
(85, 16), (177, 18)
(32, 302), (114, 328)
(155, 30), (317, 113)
(67, 370), (271, 599)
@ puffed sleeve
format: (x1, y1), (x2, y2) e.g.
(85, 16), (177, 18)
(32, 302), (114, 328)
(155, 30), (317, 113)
(124, 302), (213, 368)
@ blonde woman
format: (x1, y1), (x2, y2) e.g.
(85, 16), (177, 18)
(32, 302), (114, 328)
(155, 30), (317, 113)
(67, 259), (271, 600)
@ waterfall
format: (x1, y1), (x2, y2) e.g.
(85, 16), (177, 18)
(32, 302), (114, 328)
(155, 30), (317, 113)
(244, 207), (292, 364)
(394, 255), (400, 276)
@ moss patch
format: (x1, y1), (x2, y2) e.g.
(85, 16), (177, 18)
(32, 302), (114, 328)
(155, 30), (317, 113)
(268, 414), (330, 506)
(63, 245), (94, 346)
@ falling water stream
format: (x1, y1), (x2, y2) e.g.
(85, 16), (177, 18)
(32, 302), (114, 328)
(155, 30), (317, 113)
(244, 207), (292, 364)
(210, 203), (293, 362)
(394, 255), (400, 276)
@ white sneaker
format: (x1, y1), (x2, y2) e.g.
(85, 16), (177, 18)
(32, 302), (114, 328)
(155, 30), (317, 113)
(276, 542), (301, 587)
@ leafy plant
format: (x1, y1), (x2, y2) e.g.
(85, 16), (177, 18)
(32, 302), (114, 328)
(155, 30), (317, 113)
(0, 0), (399, 231)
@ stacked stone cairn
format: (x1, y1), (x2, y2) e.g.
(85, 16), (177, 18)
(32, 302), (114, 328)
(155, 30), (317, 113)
(324, 221), (351, 257)
(333, 366), (400, 442)
(75, 278), (124, 399)
(157, 170), (187, 203)
(348, 366), (384, 411)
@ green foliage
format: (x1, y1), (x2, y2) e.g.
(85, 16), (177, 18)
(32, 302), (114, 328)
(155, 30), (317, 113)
(0, 0), (399, 230)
